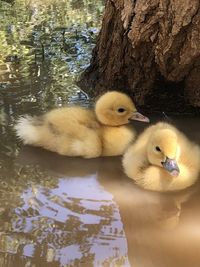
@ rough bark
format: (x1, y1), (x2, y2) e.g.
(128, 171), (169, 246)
(78, 0), (200, 113)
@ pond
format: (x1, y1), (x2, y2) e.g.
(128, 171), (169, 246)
(0, 0), (103, 170)
(1, 1), (200, 267)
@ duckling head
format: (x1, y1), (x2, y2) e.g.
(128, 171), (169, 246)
(95, 91), (149, 126)
(147, 128), (180, 177)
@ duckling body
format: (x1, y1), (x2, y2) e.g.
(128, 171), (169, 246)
(16, 107), (102, 158)
(123, 122), (200, 192)
(101, 125), (135, 156)
(15, 91), (149, 158)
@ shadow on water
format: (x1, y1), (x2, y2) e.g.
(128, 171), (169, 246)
(0, 0), (200, 267)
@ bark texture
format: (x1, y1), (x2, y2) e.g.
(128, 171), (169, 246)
(79, 0), (200, 113)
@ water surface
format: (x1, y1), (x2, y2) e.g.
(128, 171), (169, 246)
(0, 1), (200, 267)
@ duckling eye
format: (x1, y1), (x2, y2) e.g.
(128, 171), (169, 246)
(117, 108), (126, 113)
(155, 146), (161, 152)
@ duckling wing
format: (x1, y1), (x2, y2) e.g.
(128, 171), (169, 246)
(15, 107), (102, 158)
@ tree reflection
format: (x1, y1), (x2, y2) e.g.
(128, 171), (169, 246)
(0, 148), (130, 266)
(0, 0), (104, 163)
(1, 143), (200, 267)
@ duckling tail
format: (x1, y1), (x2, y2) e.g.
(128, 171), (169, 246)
(14, 116), (42, 145)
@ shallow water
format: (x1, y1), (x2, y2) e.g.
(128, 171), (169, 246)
(1, 0), (200, 267)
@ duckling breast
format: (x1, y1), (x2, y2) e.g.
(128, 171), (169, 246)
(101, 125), (136, 156)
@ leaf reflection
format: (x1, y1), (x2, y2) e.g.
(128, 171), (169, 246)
(0, 168), (130, 266)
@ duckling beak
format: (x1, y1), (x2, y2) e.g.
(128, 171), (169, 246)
(161, 157), (180, 177)
(130, 111), (150, 123)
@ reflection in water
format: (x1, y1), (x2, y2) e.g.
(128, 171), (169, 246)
(1, 139), (200, 266)
(1, 0), (133, 266)
(0, 149), (130, 266)
(98, 159), (200, 267)
(1, 0), (200, 266)
(11, 176), (129, 266)
(13, 146), (200, 267)
(0, 0), (103, 160)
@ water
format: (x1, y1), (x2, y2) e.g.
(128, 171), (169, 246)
(1, 0), (200, 267)
(0, 0), (103, 158)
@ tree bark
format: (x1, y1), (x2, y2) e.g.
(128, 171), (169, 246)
(78, 0), (200, 114)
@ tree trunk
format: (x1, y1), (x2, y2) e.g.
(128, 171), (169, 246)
(78, 0), (200, 114)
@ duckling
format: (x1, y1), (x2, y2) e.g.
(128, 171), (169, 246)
(15, 91), (149, 158)
(123, 122), (200, 192)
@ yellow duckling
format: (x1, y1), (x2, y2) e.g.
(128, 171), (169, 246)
(123, 122), (200, 192)
(15, 91), (149, 158)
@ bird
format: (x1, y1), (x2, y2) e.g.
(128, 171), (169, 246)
(122, 122), (200, 192)
(15, 91), (149, 158)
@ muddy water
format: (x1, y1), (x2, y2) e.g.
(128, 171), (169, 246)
(1, 0), (200, 267)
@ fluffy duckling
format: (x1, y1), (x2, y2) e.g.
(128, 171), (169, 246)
(123, 122), (200, 192)
(15, 91), (149, 158)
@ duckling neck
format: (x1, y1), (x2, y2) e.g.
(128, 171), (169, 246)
(95, 110), (108, 125)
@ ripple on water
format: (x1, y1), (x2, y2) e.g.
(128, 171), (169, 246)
(0, 0), (131, 266)
(0, 173), (130, 266)
(0, 0), (103, 160)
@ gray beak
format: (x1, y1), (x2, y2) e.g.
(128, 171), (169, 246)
(162, 157), (180, 177)
(130, 111), (150, 123)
